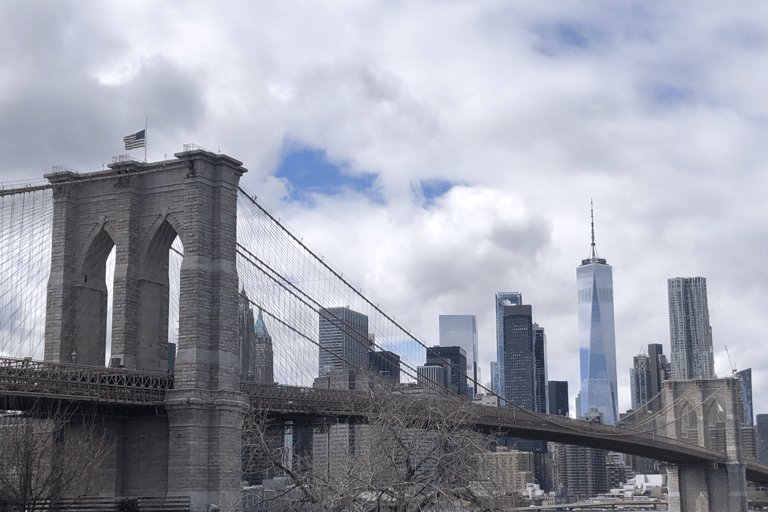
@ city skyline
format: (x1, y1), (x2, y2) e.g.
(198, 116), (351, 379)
(1, 1), (767, 417)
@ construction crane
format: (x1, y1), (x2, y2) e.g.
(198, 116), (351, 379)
(724, 345), (737, 375)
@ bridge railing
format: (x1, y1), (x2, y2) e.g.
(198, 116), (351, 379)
(0, 357), (172, 405)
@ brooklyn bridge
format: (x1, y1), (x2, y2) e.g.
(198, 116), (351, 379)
(1, 147), (766, 512)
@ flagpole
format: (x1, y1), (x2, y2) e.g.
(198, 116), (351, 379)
(145, 117), (148, 162)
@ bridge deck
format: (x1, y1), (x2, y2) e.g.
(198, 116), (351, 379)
(2, 357), (767, 483)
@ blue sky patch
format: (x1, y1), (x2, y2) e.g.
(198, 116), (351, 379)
(651, 84), (694, 105)
(275, 144), (380, 203)
(534, 22), (604, 55)
(417, 179), (453, 200)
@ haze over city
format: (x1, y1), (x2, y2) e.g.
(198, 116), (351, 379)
(1, 1), (767, 414)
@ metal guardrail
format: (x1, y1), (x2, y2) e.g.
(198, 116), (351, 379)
(0, 357), (172, 405)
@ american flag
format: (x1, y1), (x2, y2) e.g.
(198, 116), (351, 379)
(123, 129), (146, 150)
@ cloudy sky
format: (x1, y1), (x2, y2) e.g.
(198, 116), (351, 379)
(2, 1), (767, 416)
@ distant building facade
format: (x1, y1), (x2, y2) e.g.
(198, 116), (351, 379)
(369, 350), (401, 384)
(238, 289), (256, 380)
(533, 323), (548, 415)
(736, 368), (753, 427)
(253, 308), (274, 383)
(555, 410), (608, 500)
(478, 448), (534, 493)
(319, 307), (370, 377)
(490, 361), (501, 397)
(757, 414), (768, 465)
(668, 277), (715, 380)
(417, 364), (446, 392)
(629, 343), (669, 413)
(577, 206), (618, 424)
(439, 315), (478, 395)
(239, 290), (274, 382)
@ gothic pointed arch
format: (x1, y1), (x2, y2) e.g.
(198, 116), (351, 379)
(704, 400), (726, 451)
(679, 402), (699, 444)
(132, 219), (181, 371)
(68, 227), (114, 366)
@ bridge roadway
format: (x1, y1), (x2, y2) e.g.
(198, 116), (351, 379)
(2, 357), (768, 484)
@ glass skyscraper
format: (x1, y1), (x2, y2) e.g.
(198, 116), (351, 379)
(439, 315), (478, 395)
(577, 207), (618, 424)
(667, 276), (714, 380)
(318, 307), (370, 376)
(495, 292), (523, 400)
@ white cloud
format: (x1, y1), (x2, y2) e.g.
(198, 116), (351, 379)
(2, 0), (768, 416)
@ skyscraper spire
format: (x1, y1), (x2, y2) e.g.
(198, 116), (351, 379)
(590, 199), (597, 259)
(582, 200), (606, 265)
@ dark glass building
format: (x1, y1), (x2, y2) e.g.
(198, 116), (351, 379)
(369, 350), (401, 384)
(548, 381), (568, 416)
(426, 345), (467, 397)
(533, 323), (547, 414)
(502, 304), (534, 410)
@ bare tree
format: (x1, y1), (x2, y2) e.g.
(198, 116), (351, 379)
(241, 384), (502, 512)
(0, 402), (110, 512)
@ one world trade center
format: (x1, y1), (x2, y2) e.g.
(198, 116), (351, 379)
(577, 203), (618, 424)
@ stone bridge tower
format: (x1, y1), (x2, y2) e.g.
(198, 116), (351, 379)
(660, 377), (748, 512)
(44, 149), (247, 511)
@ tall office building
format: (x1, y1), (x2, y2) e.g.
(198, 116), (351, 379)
(577, 205), (618, 424)
(501, 304), (535, 411)
(495, 292), (523, 400)
(319, 307), (370, 377)
(668, 277), (715, 380)
(426, 345), (468, 397)
(439, 315), (478, 395)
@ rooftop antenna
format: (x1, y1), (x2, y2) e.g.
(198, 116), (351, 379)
(581, 200), (607, 265)
(590, 199), (598, 259)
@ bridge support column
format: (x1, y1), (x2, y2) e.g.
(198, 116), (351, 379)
(667, 463), (747, 512)
(166, 390), (247, 512)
